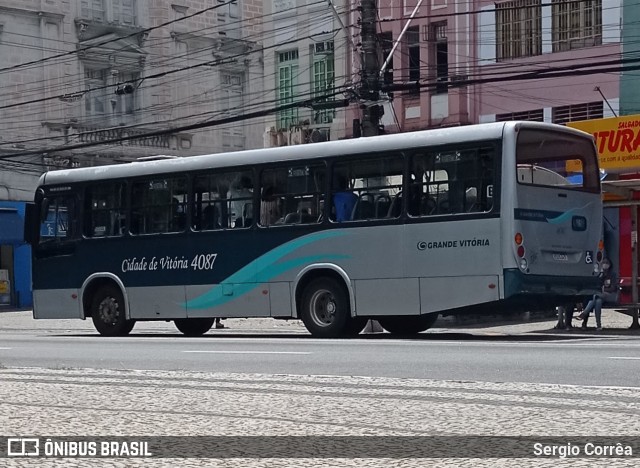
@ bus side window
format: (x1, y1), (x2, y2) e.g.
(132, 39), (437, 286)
(131, 178), (187, 234)
(193, 171), (253, 230)
(260, 164), (325, 226)
(39, 195), (77, 243)
(85, 183), (126, 237)
(332, 154), (403, 222)
(410, 145), (495, 216)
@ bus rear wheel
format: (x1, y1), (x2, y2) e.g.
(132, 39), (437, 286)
(91, 285), (135, 336)
(378, 314), (438, 336)
(300, 277), (349, 338)
(174, 318), (215, 336)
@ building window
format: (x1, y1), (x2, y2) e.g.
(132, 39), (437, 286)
(217, 0), (239, 39)
(496, 0), (542, 61)
(220, 72), (245, 150)
(113, 0), (137, 26)
(552, 0), (602, 52)
(379, 32), (394, 86)
(430, 22), (448, 94)
(114, 71), (138, 116)
(84, 68), (139, 119)
(81, 0), (105, 22)
(312, 41), (335, 125)
(80, 0), (137, 26)
(496, 109), (544, 122)
(407, 26), (421, 83)
(277, 50), (299, 130)
(84, 68), (107, 116)
(552, 102), (603, 125)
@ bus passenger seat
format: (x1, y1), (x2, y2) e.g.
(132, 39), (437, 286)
(375, 195), (391, 218)
(202, 205), (219, 230)
(386, 192), (403, 218)
(284, 212), (300, 224)
(465, 187), (478, 212)
(352, 193), (375, 220)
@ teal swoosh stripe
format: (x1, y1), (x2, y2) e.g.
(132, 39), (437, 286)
(515, 201), (595, 225)
(185, 230), (349, 310)
(546, 209), (576, 225)
(547, 201), (595, 225)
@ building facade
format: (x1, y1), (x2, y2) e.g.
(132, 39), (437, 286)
(262, 0), (351, 146)
(0, 0), (265, 200)
(339, 0), (621, 137)
(0, 0), (264, 307)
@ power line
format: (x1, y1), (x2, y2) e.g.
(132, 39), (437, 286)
(0, 88), (350, 160)
(2, 52), (635, 161)
(0, 1), (236, 76)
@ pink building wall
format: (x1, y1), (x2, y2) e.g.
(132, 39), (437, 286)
(345, 0), (621, 137)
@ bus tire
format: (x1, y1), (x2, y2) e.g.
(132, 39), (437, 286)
(174, 318), (215, 336)
(91, 285), (135, 336)
(300, 277), (349, 338)
(378, 314), (438, 335)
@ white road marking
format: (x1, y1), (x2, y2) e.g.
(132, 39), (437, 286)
(0, 347), (12, 350)
(183, 350), (311, 355)
(608, 357), (640, 360)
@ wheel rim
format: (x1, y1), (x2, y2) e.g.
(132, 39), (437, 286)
(309, 288), (337, 327)
(98, 296), (120, 325)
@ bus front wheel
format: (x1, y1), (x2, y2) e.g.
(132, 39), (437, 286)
(174, 318), (215, 336)
(300, 277), (349, 338)
(378, 314), (438, 335)
(91, 285), (135, 336)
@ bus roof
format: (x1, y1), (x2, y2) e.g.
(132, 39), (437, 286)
(38, 121), (592, 186)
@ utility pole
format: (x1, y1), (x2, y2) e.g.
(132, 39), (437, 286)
(359, 0), (381, 137)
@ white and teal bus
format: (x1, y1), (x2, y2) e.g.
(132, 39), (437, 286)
(25, 122), (603, 337)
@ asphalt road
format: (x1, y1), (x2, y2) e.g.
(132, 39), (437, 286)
(2, 312), (640, 467)
(1, 320), (639, 387)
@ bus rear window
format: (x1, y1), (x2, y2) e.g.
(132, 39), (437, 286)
(516, 128), (599, 192)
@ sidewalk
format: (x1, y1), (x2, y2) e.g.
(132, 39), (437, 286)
(437, 308), (640, 338)
(1, 307), (639, 338)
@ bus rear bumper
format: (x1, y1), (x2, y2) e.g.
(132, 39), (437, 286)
(504, 268), (600, 300)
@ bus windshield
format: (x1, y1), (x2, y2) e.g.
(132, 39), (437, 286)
(515, 128), (599, 192)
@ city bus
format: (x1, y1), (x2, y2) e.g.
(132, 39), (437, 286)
(25, 121), (603, 337)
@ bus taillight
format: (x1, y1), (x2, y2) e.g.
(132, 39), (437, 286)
(515, 233), (523, 245)
(596, 239), (604, 262)
(515, 232), (527, 270)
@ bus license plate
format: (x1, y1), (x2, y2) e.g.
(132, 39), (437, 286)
(552, 253), (568, 261)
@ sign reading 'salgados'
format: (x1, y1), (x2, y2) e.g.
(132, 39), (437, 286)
(567, 115), (640, 172)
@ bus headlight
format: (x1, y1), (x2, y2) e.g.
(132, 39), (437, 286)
(519, 258), (528, 271)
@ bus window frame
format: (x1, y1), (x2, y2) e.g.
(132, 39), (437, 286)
(35, 188), (81, 256)
(83, 181), (129, 239)
(128, 174), (190, 236)
(257, 161), (328, 228)
(191, 168), (257, 232)
(328, 151), (406, 224)
(406, 141), (501, 219)
(515, 128), (600, 194)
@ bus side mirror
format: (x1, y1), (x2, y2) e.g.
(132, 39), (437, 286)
(23, 202), (38, 245)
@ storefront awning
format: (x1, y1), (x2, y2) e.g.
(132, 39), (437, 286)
(0, 208), (23, 244)
(602, 180), (640, 207)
